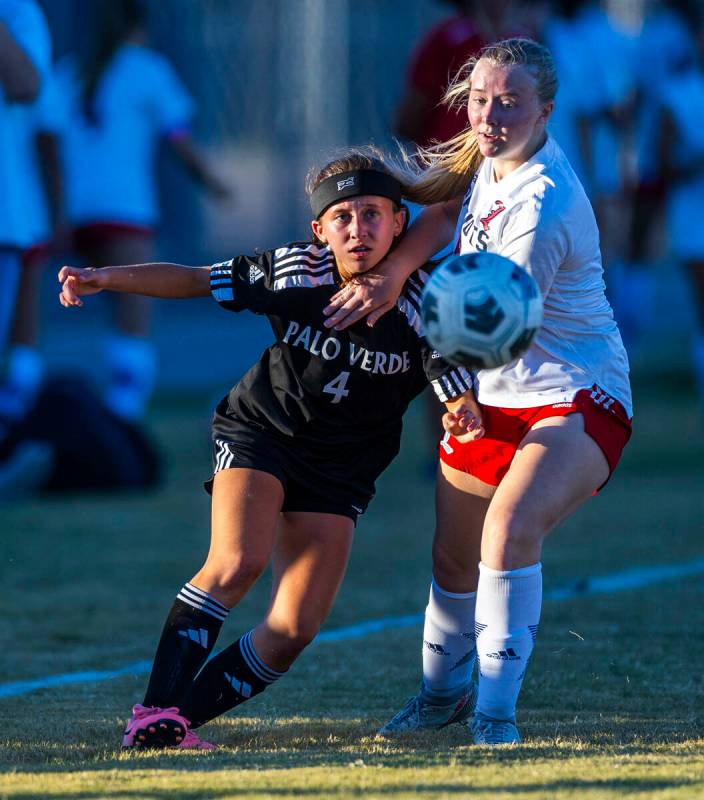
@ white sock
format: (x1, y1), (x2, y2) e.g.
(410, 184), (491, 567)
(421, 580), (476, 702)
(475, 562), (542, 721)
(103, 334), (156, 421)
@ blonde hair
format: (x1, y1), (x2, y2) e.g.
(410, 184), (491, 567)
(409, 37), (558, 205)
(307, 143), (485, 210)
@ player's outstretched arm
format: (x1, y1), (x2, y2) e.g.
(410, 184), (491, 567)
(323, 197), (462, 330)
(58, 263), (211, 307)
(442, 389), (484, 443)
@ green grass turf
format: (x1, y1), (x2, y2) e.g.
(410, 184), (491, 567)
(1, 374), (703, 799)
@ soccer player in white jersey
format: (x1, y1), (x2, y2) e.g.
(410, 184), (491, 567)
(324, 39), (633, 745)
(58, 148), (481, 750)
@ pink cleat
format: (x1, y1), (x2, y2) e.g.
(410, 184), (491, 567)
(178, 728), (217, 750)
(121, 704), (215, 750)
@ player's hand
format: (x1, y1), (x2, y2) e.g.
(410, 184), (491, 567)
(442, 404), (484, 443)
(58, 265), (105, 307)
(323, 261), (405, 330)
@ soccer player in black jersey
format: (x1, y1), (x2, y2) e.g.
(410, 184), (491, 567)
(59, 147), (483, 750)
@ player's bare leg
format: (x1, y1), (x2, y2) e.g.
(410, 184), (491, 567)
(252, 511), (355, 671)
(472, 413), (609, 744)
(124, 468), (283, 749)
(177, 510), (354, 728)
(433, 463), (492, 593)
(481, 414), (608, 570)
(143, 470), (282, 704)
(191, 468), (284, 606)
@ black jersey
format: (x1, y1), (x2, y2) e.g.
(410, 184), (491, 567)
(210, 241), (473, 453)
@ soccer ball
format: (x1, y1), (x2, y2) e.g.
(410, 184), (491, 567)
(421, 252), (543, 369)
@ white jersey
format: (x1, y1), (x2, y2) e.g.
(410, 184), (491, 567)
(56, 44), (193, 227)
(458, 135), (632, 416)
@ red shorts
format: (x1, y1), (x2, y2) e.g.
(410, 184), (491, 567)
(22, 242), (51, 269)
(439, 385), (632, 490)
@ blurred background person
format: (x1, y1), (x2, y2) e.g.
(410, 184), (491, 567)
(542, 0), (635, 269)
(393, 0), (536, 150)
(55, 0), (231, 421)
(0, 0), (53, 494)
(0, 65), (64, 426)
(656, 13), (704, 409)
(613, 0), (701, 351)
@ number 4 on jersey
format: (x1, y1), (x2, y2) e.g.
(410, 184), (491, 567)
(323, 371), (351, 404)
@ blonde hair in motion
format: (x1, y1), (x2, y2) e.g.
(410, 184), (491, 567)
(408, 37), (558, 205)
(306, 143), (474, 209)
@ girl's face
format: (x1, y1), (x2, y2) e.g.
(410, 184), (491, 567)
(468, 60), (553, 178)
(311, 196), (404, 281)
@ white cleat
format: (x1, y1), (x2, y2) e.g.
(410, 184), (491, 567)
(471, 711), (521, 745)
(378, 684), (477, 735)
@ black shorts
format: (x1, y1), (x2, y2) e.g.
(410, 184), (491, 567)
(205, 423), (378, 524)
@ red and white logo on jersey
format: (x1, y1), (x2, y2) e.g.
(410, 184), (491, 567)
(480, 200), (506, 231)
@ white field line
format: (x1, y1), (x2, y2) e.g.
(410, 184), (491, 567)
(2, 556), (703, 700)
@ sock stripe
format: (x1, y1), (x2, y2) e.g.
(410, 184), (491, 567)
(183, 583), (229, 613)
(177, 589), (228, 621)
(177, 585), (229, 622)
(240, 632), (284, 683)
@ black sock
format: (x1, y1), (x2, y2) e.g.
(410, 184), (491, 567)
(179, 630), (285, 727)
(142, 582), (229, 708)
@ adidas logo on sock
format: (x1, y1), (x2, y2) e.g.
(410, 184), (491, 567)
(178, 628), (209, 648)
(485, 648), (520, 661)
(224, 672), (252, 698)
(424, 640), (450, 656)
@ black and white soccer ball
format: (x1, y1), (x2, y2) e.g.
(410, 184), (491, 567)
(421, 252), (543, 369)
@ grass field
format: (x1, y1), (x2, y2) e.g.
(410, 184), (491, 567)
(1, 368), (703, 799)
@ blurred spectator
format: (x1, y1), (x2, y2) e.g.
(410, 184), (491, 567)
(613, 0), (700, 350)
(0, 66), (64, 425)
(656, 19), (704, 406)
(542, 0), (635, 262)
(55, 0), (230, 421)
(394, 0), (534, 149)
(0, 0), (54, 496)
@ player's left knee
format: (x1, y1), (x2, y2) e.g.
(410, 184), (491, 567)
(482, 508), (545, 567)
(484, 506), (539, 545)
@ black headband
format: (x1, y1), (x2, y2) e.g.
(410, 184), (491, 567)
(310, 169), (403, 219)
